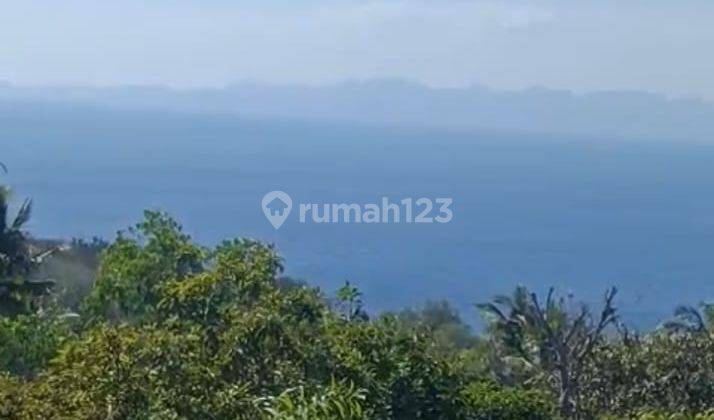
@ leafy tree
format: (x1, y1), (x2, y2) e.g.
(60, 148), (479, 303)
(580, 333), (714, 417)
(0, 373), (22, 418)
(16, 324), (257, 419)
(0, 309), (74, 378)
(334, 281), (368, 322)
(82, 210), (205, 322)
(7, 208), (694, 418)
(395, 300), (479, 352)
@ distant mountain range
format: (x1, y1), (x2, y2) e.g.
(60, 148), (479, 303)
(1, 80), (713, 142)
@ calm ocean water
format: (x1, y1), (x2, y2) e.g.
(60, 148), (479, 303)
(4, 104), (714, 328)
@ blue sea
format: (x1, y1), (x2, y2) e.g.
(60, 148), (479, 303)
(4, 103), (714, 329)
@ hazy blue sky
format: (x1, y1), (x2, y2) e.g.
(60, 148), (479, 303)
(2, 1), (713, 100)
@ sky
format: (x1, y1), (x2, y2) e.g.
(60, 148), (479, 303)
(1, 0), (713, 100)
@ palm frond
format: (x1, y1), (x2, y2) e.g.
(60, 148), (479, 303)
(493, 294), (514, 308)
(0, 193), (6, 233)
(30, 246), (57, 264)
(660, 320), (697, 334)
(476, 302), (508, 323)
(12, 198), (32, 230)
(674, 305), (704, 326)
(660, 305), (706, 333)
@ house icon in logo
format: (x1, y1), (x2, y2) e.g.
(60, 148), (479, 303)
(261, 191), (293, 229)
(266, 196), (289, 216)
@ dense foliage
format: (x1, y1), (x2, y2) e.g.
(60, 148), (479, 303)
(0, 206), (554, 419)
(1, 180), (714, 418)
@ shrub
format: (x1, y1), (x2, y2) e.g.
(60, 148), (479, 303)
(0, 311), (74, 378)
(459, 382), (553, 420)
(581, 334), (714, 416)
